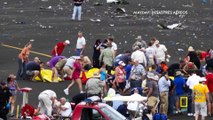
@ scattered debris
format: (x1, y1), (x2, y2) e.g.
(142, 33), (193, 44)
(90, 19), (101, 22)
(157, 23), (182, 30)
(115, 7), (126, 14)
(93, 2), (102, 6)
(12, 19), (26, 24)
(109, 24), (115, 27)
(178, 49), (184, 51)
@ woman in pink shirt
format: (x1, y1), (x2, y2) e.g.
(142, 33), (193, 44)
(64, 57), (83, 95)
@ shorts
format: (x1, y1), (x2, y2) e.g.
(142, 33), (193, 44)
(194, 102), (207, 116)
(55, 59), (67, 70)
(147, 96), (158, 109)
(63, 66), (73, 76)
(209, 92), (213, 103)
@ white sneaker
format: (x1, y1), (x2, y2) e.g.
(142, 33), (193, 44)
(64, 88), (69, 95)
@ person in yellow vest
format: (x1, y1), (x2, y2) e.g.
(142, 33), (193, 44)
(193, 77), (210, 120)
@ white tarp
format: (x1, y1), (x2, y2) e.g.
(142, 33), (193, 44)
(104, 93), (147, 102)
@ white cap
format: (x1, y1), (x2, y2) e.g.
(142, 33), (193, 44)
(118, 61), (126, 66)
(65, 40), (70, 44)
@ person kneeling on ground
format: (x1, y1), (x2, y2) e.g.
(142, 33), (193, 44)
(46, 56), (66, 82)
(26, 57), (43, 81)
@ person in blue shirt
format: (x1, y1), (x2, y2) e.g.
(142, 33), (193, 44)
(173, 71), (186, 114)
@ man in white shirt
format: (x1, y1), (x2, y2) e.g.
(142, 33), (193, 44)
(108, 38), (117, 56)
(58, 97), (72, 117)
(131, 46), (147, 67)
(154, 40), (168, 64)
(146, 42), (156, 67)
(37, 90), (57, 116)
(186, 72), (200, 116)
(75, 31), (86, 56)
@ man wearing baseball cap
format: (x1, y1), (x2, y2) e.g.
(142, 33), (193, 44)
(51, 40), (70, 56)
(193, 77), (210, 120)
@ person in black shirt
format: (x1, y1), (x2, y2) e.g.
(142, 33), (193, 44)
(93, 39), (101, 68)
(0, 81), (12, 120)
(26, 57), (42, 81)
(72, 0), (84, 21)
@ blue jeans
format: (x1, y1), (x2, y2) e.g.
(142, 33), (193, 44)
(72, 6), (82, 20)
(76, 49), (82, 56)
(187, 89), (193, 113)
(16, 58), (26, 80)
(168, 91), (175, 114)
(202, 0), (208, 3)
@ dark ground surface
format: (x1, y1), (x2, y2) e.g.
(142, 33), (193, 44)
(0, 0), (213, 119)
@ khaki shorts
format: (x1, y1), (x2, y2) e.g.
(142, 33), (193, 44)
(63, 66), (73, 76)
(147, 96), (158, 109)
(194, 102), (207, 116)
(55, 59), (67, 70)
(209, 92), (213, 103)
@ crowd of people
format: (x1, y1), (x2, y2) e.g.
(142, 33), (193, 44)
(0, 31), (213, 120)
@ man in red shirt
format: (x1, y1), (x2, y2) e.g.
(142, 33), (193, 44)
(51, 40), (70, 56)
(206, 69), (213, 116)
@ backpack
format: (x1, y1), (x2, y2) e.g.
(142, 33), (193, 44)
(153, 113), (167, 120)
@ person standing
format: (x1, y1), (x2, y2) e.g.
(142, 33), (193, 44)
(114, 61), (126, 94)
(107, 37), (118, 56)
(75, 31), (86, 56)
(16, 42), (32, 80)
(154, 40), (169, 64)
(0, 81), (12, 120)
(72, 0), (84, 21)
(128, 60), (146, 89)
(93, 39), (102, 68)
(205, 69), (213, 116)
(99, 43), (114, 75)
(146, 72), (159, 115)
(186, 71), (200, 116)
(173, 71), (186, 114)
(7, 74), (20, 117)
(85, 73), (104, 97)
(64, 56), (83, 95)
(51, 40), (70, 56)
(193, 77), (210, 120)
(37, 90), (57, 117)
(158, 72), (171, 115)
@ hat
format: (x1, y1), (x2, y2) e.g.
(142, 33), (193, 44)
(175, 71), (183, 76)
(93, 72), (100, 78)
(0, 81), (6, 86)
(153, 75), (159, 81)
(118, 61), (126, 66)
(65, 40), (70, 44)
(188, 46), (194, 52)
(8, 74), (16, 79)
(199, 77), (206, 82)
(135, 36), (142, 40)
